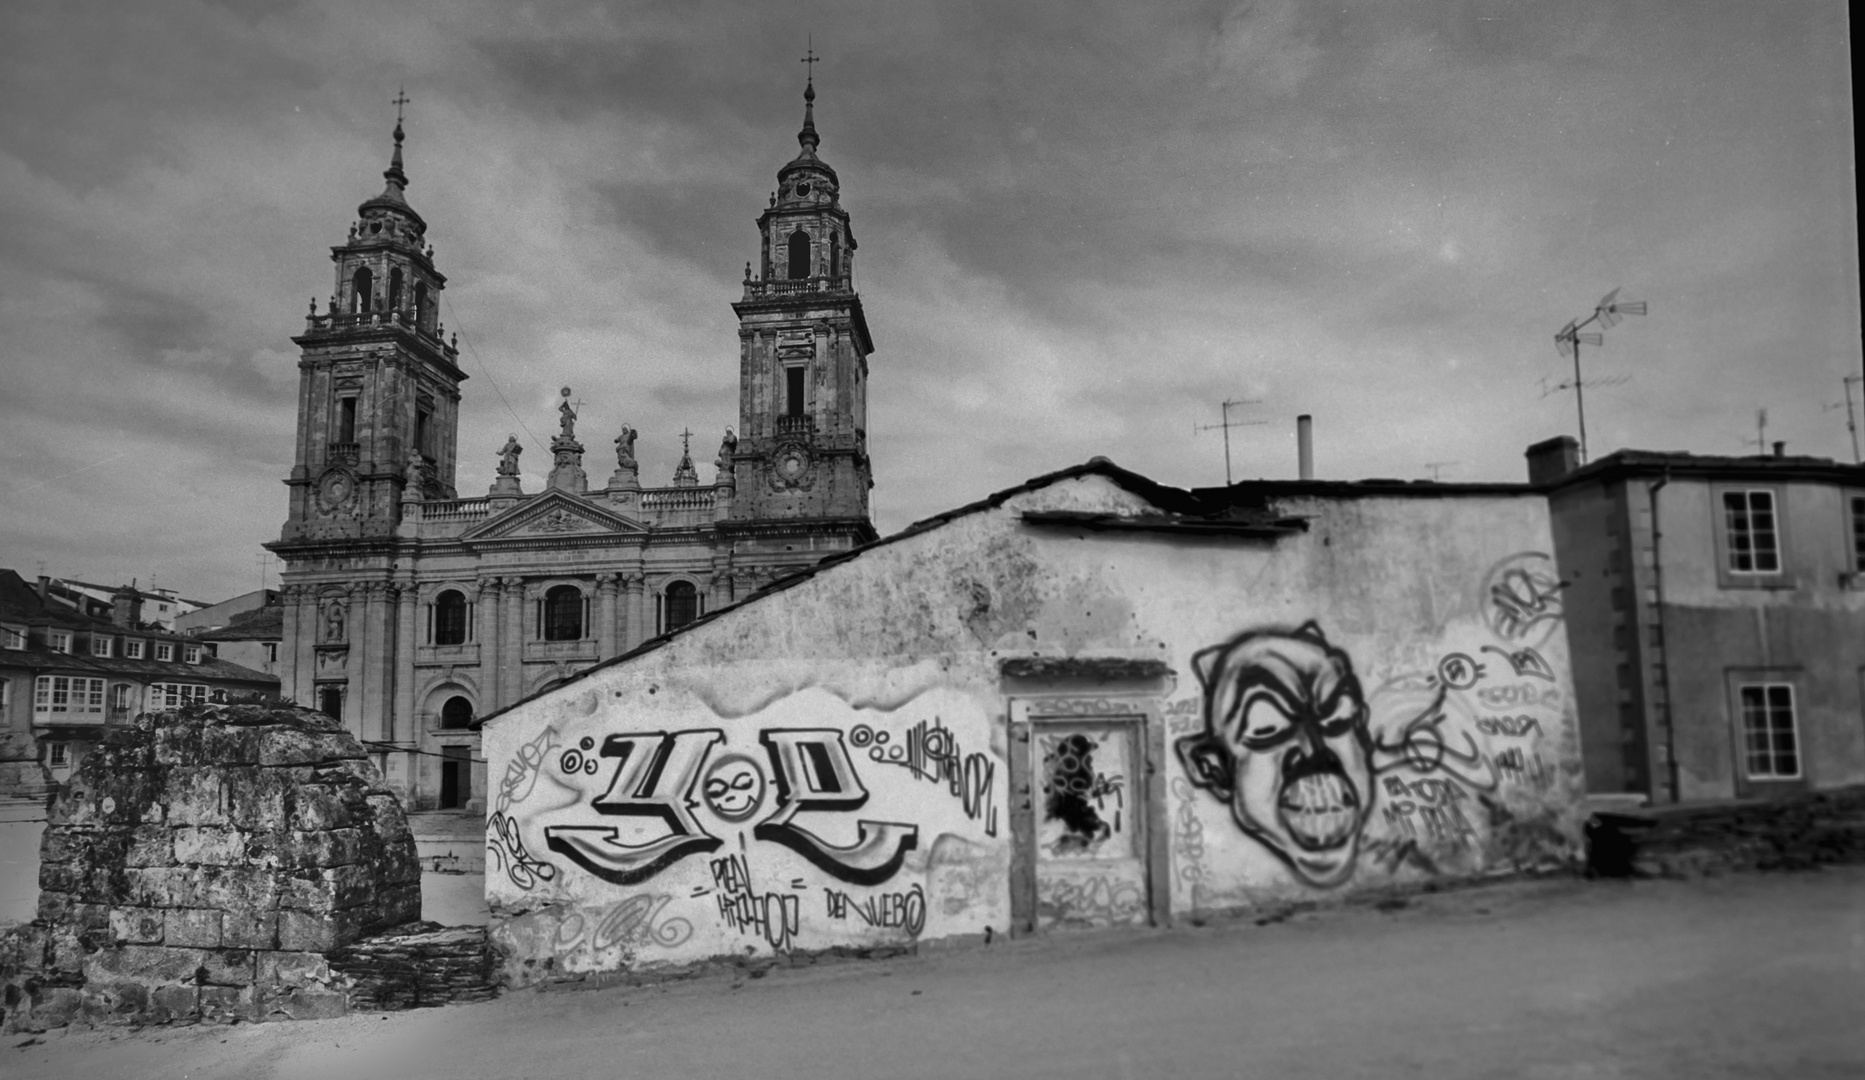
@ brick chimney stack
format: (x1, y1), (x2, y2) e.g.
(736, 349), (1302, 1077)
(112, 584), (144, 629)
(1525, 436), (1580, 486)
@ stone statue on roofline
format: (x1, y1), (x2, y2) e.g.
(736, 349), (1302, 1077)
(496, 435), (522, 477)
(614, 425), (638, 470)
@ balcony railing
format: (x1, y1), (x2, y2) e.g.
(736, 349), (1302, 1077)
(639, 487), (716, 512)
(740, 275), (850, 301)
(419, 497), (493, 523)
(327, 442), (360, 466)
(775, 415), (815, 439)
(303, 309), (457, 357)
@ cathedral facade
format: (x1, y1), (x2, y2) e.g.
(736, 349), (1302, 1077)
(266, 79), (877, 815)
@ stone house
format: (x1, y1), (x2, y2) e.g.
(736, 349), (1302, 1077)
(0, 571), (278, 795)
(264, 77), (879, 830)
(477, 459), (1586, 982)
(1532, 437), (1865, 803)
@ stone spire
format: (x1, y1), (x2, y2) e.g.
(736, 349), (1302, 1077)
(672, 427), (699, 487)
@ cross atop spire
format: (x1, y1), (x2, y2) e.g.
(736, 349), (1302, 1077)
(796, 41), (821, 158)
(393, 86), (410, 124)
(801, 39), (819, 82)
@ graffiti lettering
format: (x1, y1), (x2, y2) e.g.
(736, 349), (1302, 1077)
(823, 883), (926, 938)
(1483, 552), (1565, 645)
(553, 894), (693, 953)
(1475, 682), (1562, 709)
(754, 729), (919, 885)
(710, 854), (802, 951)
(1492, 747), (1553, 791)
(1381, 776), (1468, 804)
(496, 727), (557, 814)
(1475, 715), (1541, 738)
(1169, 776), (1208, 911)
(487, 810), (558, 891)
(1435, 653), (1485, 691)
(850, 718), (1000, 837)
(1041, 732), (1126, 856)
(545, 729), (725, 885)
(1036, 875), (1147, 925)
(1480, 645), (1556, 682)
(1381, 797), (1477, 848)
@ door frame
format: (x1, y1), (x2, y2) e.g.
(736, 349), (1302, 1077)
(1006, 692), (1171, 934)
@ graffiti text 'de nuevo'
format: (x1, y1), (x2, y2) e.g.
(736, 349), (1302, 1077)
(543, 728), (918, 887)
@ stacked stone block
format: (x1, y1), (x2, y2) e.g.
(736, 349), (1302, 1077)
(1, 703), (422, 1031)
(1587, 785), (1865, 878)
(327, 923), (496, 1009)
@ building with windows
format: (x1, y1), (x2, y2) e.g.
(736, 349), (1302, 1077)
(55, 578), (205, 631)
(1531, 437), (1865, 803)
(264, 77), (878, 823)
(174, 588), (279, 635)
(0, 570), (278, 795)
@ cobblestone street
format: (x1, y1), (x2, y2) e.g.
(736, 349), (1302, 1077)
(13, 867), (1864, 1080)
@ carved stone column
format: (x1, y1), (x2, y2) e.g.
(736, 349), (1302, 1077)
(392, 582), (417, 746)
(620, 573), (646, 650)
(283, 585), (312, 702)
(501, 576), (526, 708)
(595, 573), (620, 660)
(358, 581), (392, 746)
(476, 576), (502, 710)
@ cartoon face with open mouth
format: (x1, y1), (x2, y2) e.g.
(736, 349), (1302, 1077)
(1177, 623), (1374, 888)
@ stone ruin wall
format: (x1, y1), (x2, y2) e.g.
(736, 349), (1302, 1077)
(1, 703), (425, 1031)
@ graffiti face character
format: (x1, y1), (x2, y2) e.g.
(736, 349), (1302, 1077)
(1176, 622), (1373, 887)
(701, 754), (767, 822)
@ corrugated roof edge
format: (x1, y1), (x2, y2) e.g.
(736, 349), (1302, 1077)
(472, 457), (1542, 728)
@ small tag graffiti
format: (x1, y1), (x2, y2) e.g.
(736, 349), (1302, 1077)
(850, 718), (999, 836)
(710, 854), (801, 952)
(823, 883), (926, 938)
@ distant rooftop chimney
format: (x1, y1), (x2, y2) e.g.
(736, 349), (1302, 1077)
(112, 584), (144, 629)
(1297, 415), (1314, 481)
(1526, 436), (1580, 486)
(1772, 441), (1785, 458)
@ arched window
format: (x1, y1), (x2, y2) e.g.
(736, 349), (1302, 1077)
(432, 589), (468, 645)
(414, 282), (430, 331)
(829, 232), (840, 280)
(352, 266), (373, 313)
(787, 229), (811, 280)
(388, 267), (403, 313)
(440, 695), (473, 730)
(664, 581), (698, 633)
(542, 585), (583, 641)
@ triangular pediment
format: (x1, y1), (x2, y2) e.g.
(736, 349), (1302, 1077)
(462, 490), (648, 541)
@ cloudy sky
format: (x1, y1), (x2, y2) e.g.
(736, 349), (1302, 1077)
(0, 0), (1856, 601)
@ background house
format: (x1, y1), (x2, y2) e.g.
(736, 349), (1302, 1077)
(0, 570), (278, 794)
(1532, 436), (1865, 803)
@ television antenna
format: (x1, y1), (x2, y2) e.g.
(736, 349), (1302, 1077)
(1422, 461), (1460, 482)
(1193, 398), (1265, 486)
(1552, 287), (1647, 461)
(1825, 375), (1862, 463)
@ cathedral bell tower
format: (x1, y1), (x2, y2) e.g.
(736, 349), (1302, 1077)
(278, 116), (465, 542)
(726, 70), (876, 542)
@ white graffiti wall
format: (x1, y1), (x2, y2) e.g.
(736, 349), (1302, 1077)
(487, 684), (1009, 981)
(485, 469), (1587, 979)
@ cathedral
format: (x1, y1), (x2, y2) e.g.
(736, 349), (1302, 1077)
(265, 76), (878, 816)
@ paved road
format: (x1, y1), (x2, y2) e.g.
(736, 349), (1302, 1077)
(12, 868), (1865, 1079)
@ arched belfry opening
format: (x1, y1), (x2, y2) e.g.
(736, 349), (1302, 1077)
(352, 266), (373, 313)
(388, 267), (403, 313)
(787, 229), (811, 280)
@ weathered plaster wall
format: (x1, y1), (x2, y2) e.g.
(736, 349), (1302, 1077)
(485, 474), (1585, 982)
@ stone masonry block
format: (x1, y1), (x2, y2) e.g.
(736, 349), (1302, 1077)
(197, 983), (257, 1022)
(280, 873), (330, 914)
(277, 910), (340, 953)
(222, 909), (280, 951)
(224, 768), (296, 828)
(323, 864), (375, 911)
(90, 944), (208, 984)
(164, 907), (224, 948)
(155, 722), (206, 766)
(149, 983), (200, 1024)
(197, 948), (256, 987)
(110, 907), (165, 945)
(174, 826), (247, 866)
(124, 825), (174, 867)
(257, 949), (334, 990)
(289, 787), (353, 831)
(80, 979), (151, 1022)
(124, 866), (197, 908)
(292, 828), (363, 869)
(258, 985), (349, 1022)
(202, 722), (265, 765)
(164, 768), (228, 826)
(260, 731), (366, 767)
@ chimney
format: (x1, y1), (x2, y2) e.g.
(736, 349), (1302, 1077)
(112, 584), (144, 629)
(1297, 414), (1314, 481)
(35, 575), (49, 604)
(1526, 436), (1580, 486)
(1772, 441), (1785, 458)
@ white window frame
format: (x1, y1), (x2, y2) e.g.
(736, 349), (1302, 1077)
(1737, 682), (1800, 780)
(124, 639), (144, 659)
(111, 683), (134, 713)
(34, 675), (106, 718)
(184, 645), (201, 664)
(90, 634), (113, 658)
(1721, 489), (1781, 575)
(3, 627), (23, 650)
(154, 642), (173, 662)
(47, 742), (68, 767)
(146, 682), (209, 711)
(263, 642), (278, 664)
(1, 678), (9, 710)
(50, 632), (71, 654)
